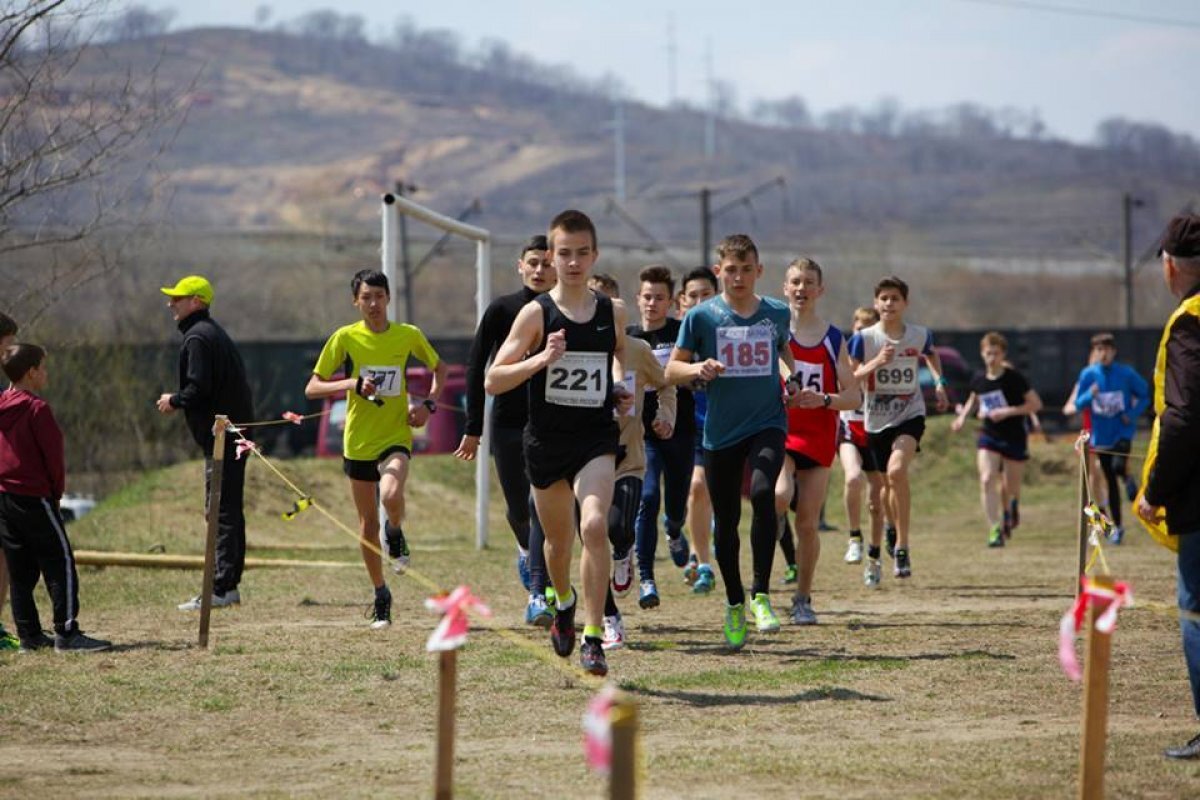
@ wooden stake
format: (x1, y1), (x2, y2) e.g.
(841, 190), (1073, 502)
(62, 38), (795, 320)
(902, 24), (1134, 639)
(1078, 574), (1115, 800)
(198, 415), (227, 649)
(435, 649), (457, 800)
(610, 695), (639, 800)
(1076, 458), (1089, 598)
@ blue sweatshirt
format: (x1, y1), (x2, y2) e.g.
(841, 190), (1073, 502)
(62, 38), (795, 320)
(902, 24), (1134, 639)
(1075, 361), (1149, 447)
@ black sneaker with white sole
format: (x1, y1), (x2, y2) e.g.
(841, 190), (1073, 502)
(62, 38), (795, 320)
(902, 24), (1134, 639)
(550, 593), (577, 658)
(580, 637), (607, 676)
(54, 630), (112, 653)
(19, 631), (54, 653)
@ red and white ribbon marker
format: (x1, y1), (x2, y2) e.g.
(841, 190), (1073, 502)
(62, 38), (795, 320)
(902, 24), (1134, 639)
(281, 411), (304, 424)
(1059, 578), (1133, 681)
(235, 438), (258, 460)
(583, 684), (618, 774)
(424, 586), (492, 652)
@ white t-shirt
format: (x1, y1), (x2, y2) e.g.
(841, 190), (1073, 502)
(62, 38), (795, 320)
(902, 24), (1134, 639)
(850, 322), (934, 434)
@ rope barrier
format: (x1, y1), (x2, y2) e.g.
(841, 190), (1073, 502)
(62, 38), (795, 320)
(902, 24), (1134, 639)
(230, 393), (467, 431)
(226, 421), (606, 690)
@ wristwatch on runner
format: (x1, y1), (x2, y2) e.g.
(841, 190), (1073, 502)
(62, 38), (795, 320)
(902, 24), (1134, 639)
(422, 398), (437, 414)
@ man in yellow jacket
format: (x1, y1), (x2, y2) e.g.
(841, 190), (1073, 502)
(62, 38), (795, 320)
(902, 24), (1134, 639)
(1136, 213), (1200, 760)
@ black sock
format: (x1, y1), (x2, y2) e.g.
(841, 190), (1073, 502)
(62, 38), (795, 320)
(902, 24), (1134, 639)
(849, 529), (862, 540)
(867, 545), (881, 560)
(375, 584), (390, 598)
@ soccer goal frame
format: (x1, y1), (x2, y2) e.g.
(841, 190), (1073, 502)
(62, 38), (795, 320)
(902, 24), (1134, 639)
(380, 193), (492, 549)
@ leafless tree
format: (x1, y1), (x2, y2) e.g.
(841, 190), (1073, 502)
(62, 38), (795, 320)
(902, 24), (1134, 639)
(0, 0), (189, 324)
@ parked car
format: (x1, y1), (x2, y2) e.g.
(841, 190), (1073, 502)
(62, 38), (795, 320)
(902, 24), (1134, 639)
(59, 493), (96, 523)
(919, 345), (971, 413)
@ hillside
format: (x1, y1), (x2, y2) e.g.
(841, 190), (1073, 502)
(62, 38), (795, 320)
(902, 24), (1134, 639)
(50, 27), (1198, 259)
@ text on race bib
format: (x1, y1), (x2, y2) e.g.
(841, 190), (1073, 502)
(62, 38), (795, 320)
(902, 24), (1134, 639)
(873, 355), (918, 394)
(791, 361), (824, 394)
(646, 345), (672, 392)
(716, 326), (774, 378)
(1092, 390), (1126, 417)
(360, 365), (403, 397)
(978, 389), (1007, 414)
(545, 351), (608, 408)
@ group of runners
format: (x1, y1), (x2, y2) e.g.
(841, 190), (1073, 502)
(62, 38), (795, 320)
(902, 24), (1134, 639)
(303, 208), (1147, 678)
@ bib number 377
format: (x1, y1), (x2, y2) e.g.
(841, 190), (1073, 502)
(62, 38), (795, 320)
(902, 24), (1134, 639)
(546, 351), (608, 407)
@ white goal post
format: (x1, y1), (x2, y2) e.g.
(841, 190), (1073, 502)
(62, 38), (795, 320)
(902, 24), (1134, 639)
(381, 193), (492, 549)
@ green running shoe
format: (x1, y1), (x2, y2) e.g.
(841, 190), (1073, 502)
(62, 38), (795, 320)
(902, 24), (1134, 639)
(723, 603), (747, 650)
(987, 524), (1005, 548)
(0, 624), (18, 651)
(750, 593), (780, 632)
(783, 564), (798, 584)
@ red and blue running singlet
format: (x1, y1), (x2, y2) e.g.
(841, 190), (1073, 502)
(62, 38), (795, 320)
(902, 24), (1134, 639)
(784, 324), (842, 466)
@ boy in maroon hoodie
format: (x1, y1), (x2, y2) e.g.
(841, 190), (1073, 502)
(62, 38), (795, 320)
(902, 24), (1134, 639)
(0, 344), (110, 652)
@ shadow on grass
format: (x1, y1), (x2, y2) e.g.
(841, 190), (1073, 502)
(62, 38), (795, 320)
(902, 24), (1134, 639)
(845, 620), (1036, 630)
(947, 591), (1074, 600)
(775, 648), (1016, 663)
(106, 640), (194, 653)
(621, 685), (891, 707)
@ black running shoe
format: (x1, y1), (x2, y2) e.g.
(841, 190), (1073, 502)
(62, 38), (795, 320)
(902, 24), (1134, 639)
(383, 523), (410, 574)
(894, 548), (912, 579)
(580, 637), (607, 676)
(18, 631), (54, 653)
(885, 525), (897, 558)
(550, 594), (577, 658)
(368, 586), (392, 629)
(54, 630), (112, 653)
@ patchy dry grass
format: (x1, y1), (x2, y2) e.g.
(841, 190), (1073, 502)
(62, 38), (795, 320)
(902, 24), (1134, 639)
(0, 419), (1197, 798)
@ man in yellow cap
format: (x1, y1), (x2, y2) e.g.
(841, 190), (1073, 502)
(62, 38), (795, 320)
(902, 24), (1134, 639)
(156, 275), (254, 611)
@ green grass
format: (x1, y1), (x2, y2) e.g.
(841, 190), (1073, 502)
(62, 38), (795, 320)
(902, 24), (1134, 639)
(0, 417), (1192, 799)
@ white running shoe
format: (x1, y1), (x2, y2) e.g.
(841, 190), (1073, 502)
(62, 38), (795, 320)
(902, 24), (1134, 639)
(602, 615), (626, 651)
(177, 590), (240, 611)
(611, 551), (633, 597)
(863, 558), (882, 589)
(844, 538), (864, 564)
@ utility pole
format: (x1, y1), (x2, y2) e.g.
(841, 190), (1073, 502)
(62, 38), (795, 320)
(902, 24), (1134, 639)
(1122, 192), (1144, 328)
(613, 100), (626, 203)
(700, 187), (711, 266)
(396, 180), (417, 324)
(666, 13), (677, 106)
(704, 39), (715, 160)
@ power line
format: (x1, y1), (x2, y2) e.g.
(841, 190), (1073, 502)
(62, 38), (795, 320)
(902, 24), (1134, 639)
(955, 0), (1200, 30)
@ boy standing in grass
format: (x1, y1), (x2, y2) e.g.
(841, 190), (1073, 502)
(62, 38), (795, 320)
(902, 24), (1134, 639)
(305, 269), (446, 629)
(848, 276), (948, 579)
(0, 344), (110, 652)
(951, 332), (1042, 548)
(666, 234), (797, 649)
(487, 210), (631, 677)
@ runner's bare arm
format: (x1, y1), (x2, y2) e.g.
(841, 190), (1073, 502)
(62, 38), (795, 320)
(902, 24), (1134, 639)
(305, 372), (359, 400)
(992, 388), (1043, 422)
(485, 302), (550, 395)
(611, 302), (634, 416)
(951, 392), (976, 432)
(924, 349), (950, 412)
(641, 343), (676, 438)
(829, 340), (863, 411)
(665, 346), (723, 385)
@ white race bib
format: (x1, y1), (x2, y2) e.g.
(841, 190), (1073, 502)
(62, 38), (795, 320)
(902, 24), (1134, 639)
(1092, 390), (1125, 417)
(647, 345), (673, 392)
(716, 326), (774, 378)
(545, 351), (608, 408)
(620, 372), (637, 416)
(978, 389), (1007, 414)
(360, 365), (403, 397)
(792, 361), (824, 394)
(873, 355), (918, 394)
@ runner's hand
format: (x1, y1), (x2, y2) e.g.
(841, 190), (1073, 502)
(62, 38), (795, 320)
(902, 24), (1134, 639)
(935, 385), (949, 413)
(542, 329), (567, 365)
(651, 419), (673, 439)
(696, 359), (724, 382)
(613, 385), (634, 416)
(454, 435), (480, 461)
(155, 393), (176, 414)
(408, 403), (431, 428)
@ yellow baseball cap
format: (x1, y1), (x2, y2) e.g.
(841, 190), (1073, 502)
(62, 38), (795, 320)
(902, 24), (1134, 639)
(160, 275), (214, 306)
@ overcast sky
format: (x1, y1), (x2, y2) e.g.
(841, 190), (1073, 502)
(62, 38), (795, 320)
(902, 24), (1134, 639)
(162, 0), (1200, 143)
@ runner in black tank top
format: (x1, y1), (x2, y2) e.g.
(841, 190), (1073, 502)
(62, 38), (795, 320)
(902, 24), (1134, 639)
(485, 210), (631, 678)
